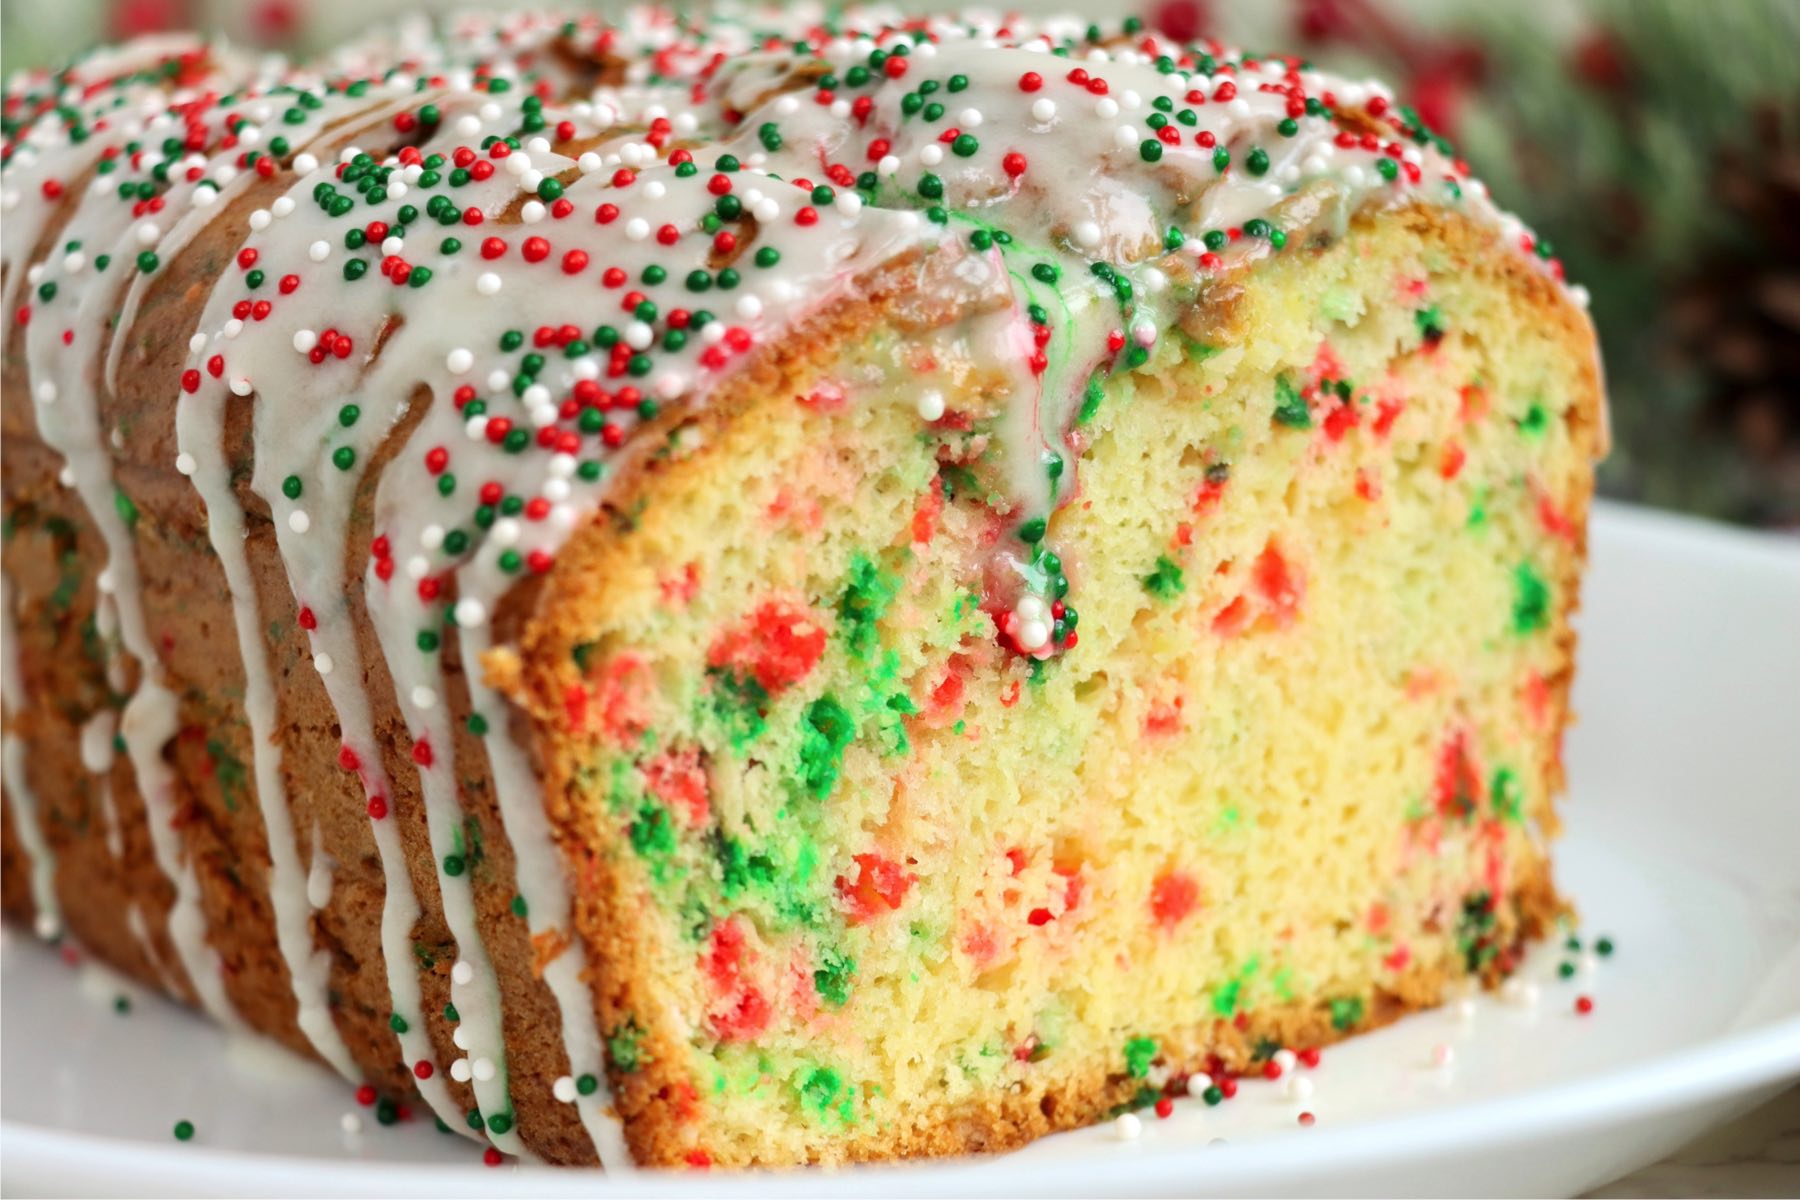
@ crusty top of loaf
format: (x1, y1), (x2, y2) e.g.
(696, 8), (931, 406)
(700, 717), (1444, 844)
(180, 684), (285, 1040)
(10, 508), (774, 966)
(3, 7), (1580, 612)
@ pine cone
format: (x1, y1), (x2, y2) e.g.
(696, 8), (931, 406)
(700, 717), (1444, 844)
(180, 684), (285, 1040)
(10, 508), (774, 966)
(1670, 103), (1800, 521)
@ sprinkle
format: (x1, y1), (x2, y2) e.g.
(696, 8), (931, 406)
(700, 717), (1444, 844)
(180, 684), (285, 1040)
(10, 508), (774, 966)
(288, 510), (311, 534)
(1113, 1112), (1142, 1141)
(553, 1076), (578, 1103)
(452, 961), (474, 986)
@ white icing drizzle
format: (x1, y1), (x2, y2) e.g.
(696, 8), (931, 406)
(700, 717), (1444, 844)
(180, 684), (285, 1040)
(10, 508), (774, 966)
(2, 7), (1586, 1168)
(1, 575), (62, 940)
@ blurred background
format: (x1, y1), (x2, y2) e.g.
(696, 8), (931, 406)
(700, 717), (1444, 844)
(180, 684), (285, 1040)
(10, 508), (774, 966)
(6, 0), (1798, 528)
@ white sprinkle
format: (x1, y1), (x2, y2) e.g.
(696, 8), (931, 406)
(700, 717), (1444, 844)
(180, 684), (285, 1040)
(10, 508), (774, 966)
(33, 911), (60, 940)
(839, 191), (863, 216)
(644, 181), (666, 200)
(520, 200), (547, 224)
(1031, 98), (1057, 122)
(135, 221), (160, 246)
(188, 332), (207, 353)
(452, 1025), (471, 1050)
(1273, 1049), (1298, 1073)
(1453, 996), (1478, 1023)
(919, 143), (944, 167)
(421, 524), (445, 551)
(915, 389), (947, 422)
(735, 295), (764, 320)
(446, 347), (473, 374)
(272, 196), (295, 217)
(452, 961), (474, 986)
(877, 155), (900, 177)
(405, 556), (429, 581)
(313, 652), (334, 675)
(1285, 1074), (1315, 1103)
(1502, 979), (1541, 1009)
(248, 209), (271, 231)
(35, 381), (57, 405)
(292, 153), (318, 174)
(1073, 220), (1101, 248)
(1184, 1072), (1212, 1097)
(456, 114), (483, 137)
(453, 598), (487, 628)
(577, 151), (602, 175)
(552, 1076), (577, 1103)
(339, 1113), (362, 1135)
(472, 1057), (496, 1083)
(450, 1058), (473, 1083)
(230, 377), (253, 397)
(476, 272), (502, 296)
(411, 686), (437, 710)
(1016, 619), (1051, 652)
(1113, 1113), (1142, 1141)
(464, 415), (490, 440)
(292, 329), (317, 354)
(1095, 97), (1119, 120)
(309, 240), (331, 262)
(287, 510), (310, 534)
(174, 452), (196, 475)
(491, 518), (521, 547)
(625, 217), (649, 241)
(1114, 125), (1139, 150)
(381, 236), (404, 257)
(62, 250), (86, 273)
(223, 318), (244, 339)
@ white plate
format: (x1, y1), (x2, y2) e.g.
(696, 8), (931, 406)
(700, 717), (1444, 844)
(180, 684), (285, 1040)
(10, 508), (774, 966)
(4, 500), (1799, 1199)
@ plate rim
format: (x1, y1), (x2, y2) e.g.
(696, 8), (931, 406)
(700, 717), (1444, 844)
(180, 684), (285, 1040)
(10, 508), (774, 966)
(5, 1011), (1798, 1195)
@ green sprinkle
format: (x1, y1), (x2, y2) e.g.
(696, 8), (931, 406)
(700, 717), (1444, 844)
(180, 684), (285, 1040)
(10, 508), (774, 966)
(1273, 375), (1310, 428)
(1512, 562), (1551, 635)
(1143, 555), (1184, 599)
(173, 1120), (195, 1141)
(1139, 139), (1163, 163)
(1123, 1036), (1157, 1079)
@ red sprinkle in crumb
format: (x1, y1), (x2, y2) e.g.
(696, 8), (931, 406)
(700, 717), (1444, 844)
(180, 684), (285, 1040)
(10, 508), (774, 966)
(686, 1149), (713, 1169)
(836, 852), (915, 924)
(1149, 869), (1200, 929)
(1262, 1059), (1283, 1080)
(1298, 1046), (1322, 1068)
(706, 599), (828, 695)
(1154, 1096), (1175, 1119)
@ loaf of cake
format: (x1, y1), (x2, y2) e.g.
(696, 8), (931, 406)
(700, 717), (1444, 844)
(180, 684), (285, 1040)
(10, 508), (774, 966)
(0, 7), (1605, 1168)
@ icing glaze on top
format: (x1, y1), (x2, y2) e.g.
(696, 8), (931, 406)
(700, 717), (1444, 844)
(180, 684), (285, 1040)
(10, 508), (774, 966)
(0, 4), (1585, 1165)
